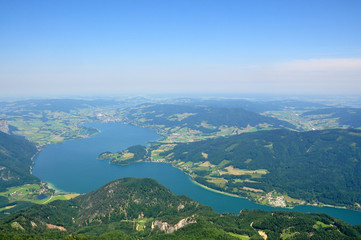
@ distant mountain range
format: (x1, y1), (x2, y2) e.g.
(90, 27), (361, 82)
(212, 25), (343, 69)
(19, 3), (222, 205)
(179, 99), (327, 112)
(125, 103), (296, 133)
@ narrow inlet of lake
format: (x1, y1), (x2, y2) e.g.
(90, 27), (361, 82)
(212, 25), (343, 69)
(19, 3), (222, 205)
(33, 122), (361, 225)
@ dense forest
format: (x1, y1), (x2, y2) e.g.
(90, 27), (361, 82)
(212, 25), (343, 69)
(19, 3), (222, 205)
(1, 177), (361, 240)
(0, 132), (39, 191)
(161, 128), (361, 206)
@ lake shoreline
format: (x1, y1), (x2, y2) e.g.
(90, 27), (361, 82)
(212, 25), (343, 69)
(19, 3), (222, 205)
(31, 121), (361, 225)
(160, 160), (361, 213)
(189, 178), (242, 199)
(46, 182), (70, 194)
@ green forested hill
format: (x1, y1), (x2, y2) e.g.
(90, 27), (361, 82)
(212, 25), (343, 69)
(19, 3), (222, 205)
(0, 178), (215, 238)
(125, 104), (295, 135)
(0, 132), (39, 191)
(1, 178), (361, 240)
(75, 177), (211, 225)
(161, 129), (361, 207)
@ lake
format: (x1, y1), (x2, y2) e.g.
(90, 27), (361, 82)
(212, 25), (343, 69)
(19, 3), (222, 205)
(33, 122), (361, 225)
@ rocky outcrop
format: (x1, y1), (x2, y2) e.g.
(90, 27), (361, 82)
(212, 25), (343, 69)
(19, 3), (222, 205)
(0, 166), (14, 181)
(0, 119), (9, 134)
(177, 204), (185, 211)
(46, 223), (67, 231)
(151, 217), (196, 233)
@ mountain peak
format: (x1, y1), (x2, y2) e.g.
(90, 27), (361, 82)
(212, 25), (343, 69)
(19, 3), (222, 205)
(75, 178), (199, 225)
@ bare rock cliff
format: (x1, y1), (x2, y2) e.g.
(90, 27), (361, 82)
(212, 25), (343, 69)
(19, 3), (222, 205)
(151, 217), (196, 234)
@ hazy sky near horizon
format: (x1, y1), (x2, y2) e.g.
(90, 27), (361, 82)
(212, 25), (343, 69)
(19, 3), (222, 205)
(1, 0), (361, 97)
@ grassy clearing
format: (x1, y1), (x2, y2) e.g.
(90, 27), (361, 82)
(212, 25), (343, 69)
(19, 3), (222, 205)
(217, 126), (243, 136)
(283, 195), (304, 204)
(0, 205), (16, 212)
(151, 150), (165, 161)
(161, 127), (205, 143)
(0, 184), (79, 206)
(239, 125), (258, 133)
(135, 217), (153, 231)
(101, 150), (136, 162)
(221, 166), (268, 176)
(63, 194), (80, 200)
(0, 184), (41, 198)
(242, 187), (264, 193)
(244, 158), (252, 164)
(281, 228), (298, 239)
(264, 143), (273, 150)
(206, 177), (228, 188)
(227, 232), (250, 239)
(122, 218), (154, 231)
(157, 144), (176, 151)
(199, 161), (213, 167)
(193, 166), (211, 171)
(313, 221), (333, 230)
(36, 194), (80, 204)
(218, 160), (230, 168)
(120, 152), (134, 160)
(200, 121), (217, 130)
(167, 113), (196, 121)
(233, 179), (244, 183)
(225, 144), (239, 152)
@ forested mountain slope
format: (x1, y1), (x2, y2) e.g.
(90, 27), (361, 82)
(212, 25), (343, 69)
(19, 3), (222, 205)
(125, 104), (296, 134)
(0, 132), (39, 191)
(1, 178), (361, 240)
(161, 129), (361, 207)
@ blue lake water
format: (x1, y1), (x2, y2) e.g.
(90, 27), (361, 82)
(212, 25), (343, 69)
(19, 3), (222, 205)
(33, 122), (361, 225)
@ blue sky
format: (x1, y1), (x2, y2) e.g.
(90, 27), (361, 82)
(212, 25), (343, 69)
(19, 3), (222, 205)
(1, 0), (361, 97)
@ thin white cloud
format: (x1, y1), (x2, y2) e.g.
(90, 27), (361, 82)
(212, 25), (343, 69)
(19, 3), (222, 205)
(1, 58), (361, 96)
(276, 58), (361, 72)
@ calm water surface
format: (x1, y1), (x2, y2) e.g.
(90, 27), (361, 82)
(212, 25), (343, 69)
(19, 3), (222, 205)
(33, 122), (361, 225)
